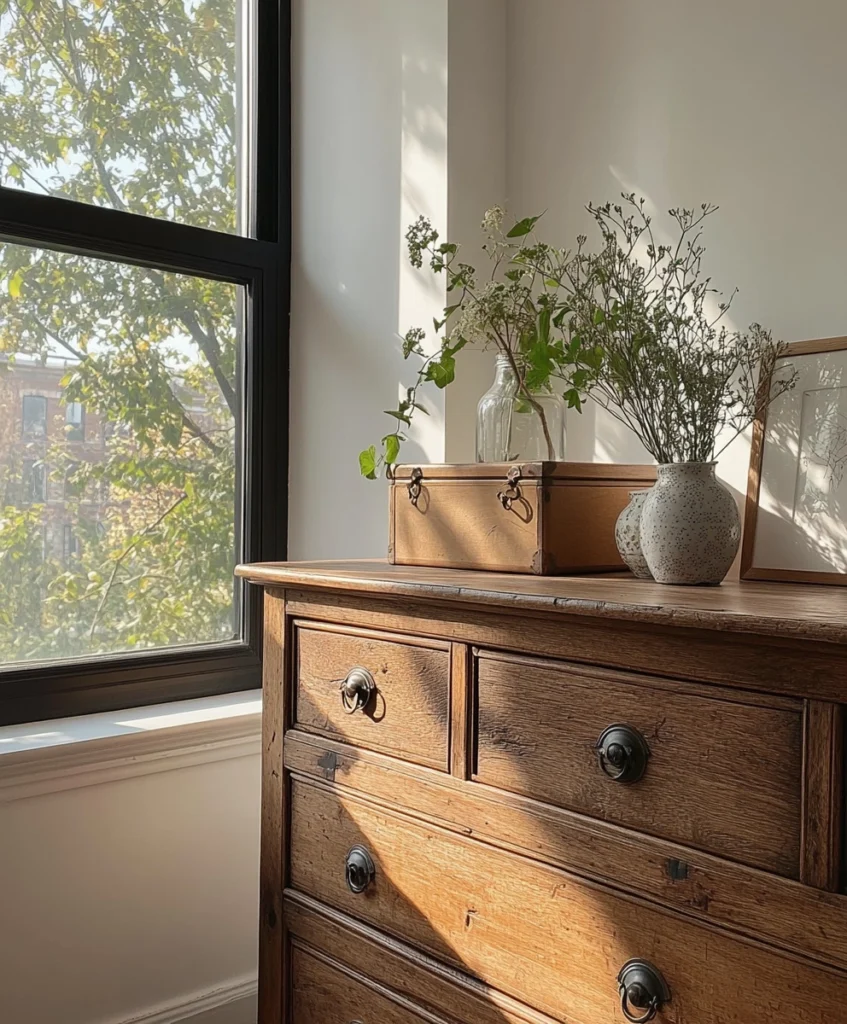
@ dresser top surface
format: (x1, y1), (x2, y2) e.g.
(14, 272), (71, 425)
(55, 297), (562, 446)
(236, 559), (847, 645)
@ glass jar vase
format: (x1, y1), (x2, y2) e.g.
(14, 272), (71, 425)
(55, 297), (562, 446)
(476, 353), (566, 462)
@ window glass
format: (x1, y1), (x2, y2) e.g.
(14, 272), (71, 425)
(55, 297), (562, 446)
(0, 242), (242, 666)
(65, 401), (84, 441)
(0, 0), (248, 233)
(21, 458), (46, 503)
(21, 395), (47, 438)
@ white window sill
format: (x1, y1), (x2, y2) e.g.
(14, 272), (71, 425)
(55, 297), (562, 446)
(0, 690), (262, 802)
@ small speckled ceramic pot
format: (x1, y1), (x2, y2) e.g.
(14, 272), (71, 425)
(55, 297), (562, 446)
(640, 463), (740, 585)
(614, 489), (654, 579)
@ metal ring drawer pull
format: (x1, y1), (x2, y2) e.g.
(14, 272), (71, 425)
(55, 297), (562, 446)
(407, 466), (423, 506)
(340, 667), (375, 714)
(345, 845), (375, 894)
(596, 724), (650, 784)
(617, 959), (670, 1023)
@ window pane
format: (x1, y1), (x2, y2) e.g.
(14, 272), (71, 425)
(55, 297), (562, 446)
(0, 0), (249, 233)
(0, 242), (242, 667)
(65, 401), (84, 441)
(22, 394), (47, 437)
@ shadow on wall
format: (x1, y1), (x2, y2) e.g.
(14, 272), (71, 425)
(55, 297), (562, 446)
(289, 0), (448, 561)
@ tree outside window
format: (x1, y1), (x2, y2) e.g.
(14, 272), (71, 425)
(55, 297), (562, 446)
(0, 0), (248, 668)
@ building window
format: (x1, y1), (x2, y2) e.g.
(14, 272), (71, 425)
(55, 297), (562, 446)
(65, 402), (84, 442)
(62, 525), (80, 563)
(22, 395), (48, 438)
(0, 0), (289, 724)
(21, 459), (47, 504)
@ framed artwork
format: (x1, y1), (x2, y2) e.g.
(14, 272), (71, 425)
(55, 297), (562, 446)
(742, 336), (847, 585)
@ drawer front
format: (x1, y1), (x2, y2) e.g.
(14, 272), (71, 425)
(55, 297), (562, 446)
(292, 944), (433, 1023)
(290, 780), (847, 1024)
(475, 652), (802, 875)
(294, 623), (450, 770)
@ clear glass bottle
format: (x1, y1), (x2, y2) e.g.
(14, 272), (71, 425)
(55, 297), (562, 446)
(475, 353), (566, 462)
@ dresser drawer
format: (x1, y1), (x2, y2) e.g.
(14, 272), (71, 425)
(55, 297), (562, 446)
(293, 622), (450, 770)
(290, 780), (847, 1024)
(292, 944), (436, 1023)
(474, 651), (802, 875)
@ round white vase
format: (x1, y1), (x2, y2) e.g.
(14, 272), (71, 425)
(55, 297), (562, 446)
(640, 463), (740, 586)
(614, 489), (653, 579)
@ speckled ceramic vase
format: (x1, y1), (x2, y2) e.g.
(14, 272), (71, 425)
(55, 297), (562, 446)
(640, 463), (740, 586)
(614, 489), (654, 579)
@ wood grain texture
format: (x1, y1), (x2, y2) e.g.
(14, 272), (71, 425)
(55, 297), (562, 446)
(288, 779), (847, 1024)
(391, 462), (659, 481)
(293, 621), (449, 770)
(475, 651), (802, 875)
(291, 944), (434, 1023)
(287, 896), (565, 1024)
(390, 477), (544, 574)
(259, 587), (286, 1024)
(449, 643), (471, 780)
(235, 559), (847, 646)
(284, 591), (847, 703)
(284, 731), (847, 973)
(542, 480), (650, 572)
(389, 465), (655, 575)
(801, 701), (845, 891)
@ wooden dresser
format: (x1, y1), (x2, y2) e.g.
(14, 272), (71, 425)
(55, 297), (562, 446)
(236, 559), (847, 1024)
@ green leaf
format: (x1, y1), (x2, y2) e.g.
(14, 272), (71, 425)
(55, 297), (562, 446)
(383, 409), (412, 425)
(383, 434), (400, 464)
(593, 308), (606, 325)
(359, 446), (378, 479)
(425, 352), (456, 389)
(8, 270), (23, 299)
(506, 215), (542, 238)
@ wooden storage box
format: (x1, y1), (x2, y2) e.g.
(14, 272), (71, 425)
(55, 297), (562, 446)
(388, 462), (657, 575)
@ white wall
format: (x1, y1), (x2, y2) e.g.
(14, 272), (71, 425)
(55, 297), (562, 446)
(0, 710), (261, 1024)
(289, 0), (449, 560)
(444, 0), (507, 464)
(505, 0), (847, 518)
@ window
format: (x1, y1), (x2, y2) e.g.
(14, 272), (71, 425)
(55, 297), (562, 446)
(21, 395), (47, 438)
(21, 459), (47, 504)
(65, 402), (84, 442)
(0, 0), (289, 724)
(62, 524), (79, 564)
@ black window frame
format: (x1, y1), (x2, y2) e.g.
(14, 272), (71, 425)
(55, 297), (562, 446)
(0, 0), (290, 726)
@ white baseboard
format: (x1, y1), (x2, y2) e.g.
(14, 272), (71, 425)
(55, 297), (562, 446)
(111, 977), (257, 1024)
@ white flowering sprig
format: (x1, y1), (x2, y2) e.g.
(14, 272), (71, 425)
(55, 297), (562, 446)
(360, 208), (586, 477)
(561, 194), (797, 463)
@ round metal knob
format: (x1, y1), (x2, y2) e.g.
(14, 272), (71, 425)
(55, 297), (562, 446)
(596, 724), (650, 784)
(345, 845), (375, 894)
(617, 959), (670, 1023)
(340, 667), (375, 714)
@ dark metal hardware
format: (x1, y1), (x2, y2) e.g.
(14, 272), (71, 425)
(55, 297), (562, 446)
(340, 667), (375, 714)
(617, 959), (670, 1023)
(345, 845), (375, 894)
(497, 466), (522, 510)
(596, 724), (650, 784)
(408, 467), (423, 506)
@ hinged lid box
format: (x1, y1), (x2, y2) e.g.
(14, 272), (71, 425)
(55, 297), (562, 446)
(389, 462), (657, 575)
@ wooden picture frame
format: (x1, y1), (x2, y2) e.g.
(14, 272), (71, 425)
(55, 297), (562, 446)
(742, 336), (847, 585)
